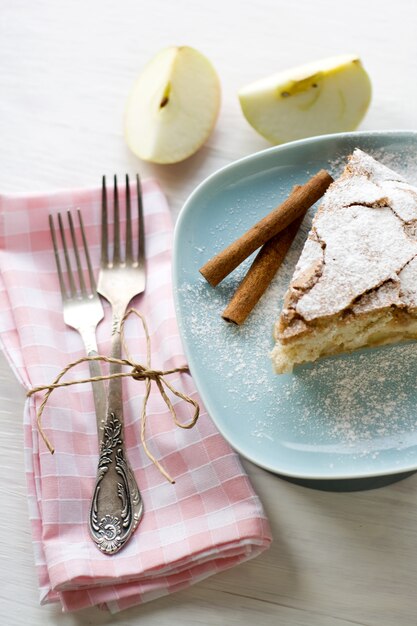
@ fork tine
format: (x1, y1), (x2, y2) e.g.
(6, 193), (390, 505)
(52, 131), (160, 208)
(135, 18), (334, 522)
(113, 175), (121, 264)
(137, 173), (145, 268)
(68, 210), (87, 297)
(78, 209), (96, 293)
(125, 174), (133, 264)
(101, 176), (109, 268)
(49, 214), (68, 300)
(58, 212), (76, 298)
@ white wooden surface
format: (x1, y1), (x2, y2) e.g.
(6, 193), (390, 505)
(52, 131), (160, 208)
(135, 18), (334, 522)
(1, 0), (417, 624)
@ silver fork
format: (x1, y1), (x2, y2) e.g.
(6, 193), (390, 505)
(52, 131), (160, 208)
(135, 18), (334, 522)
(49, 210), (107, 436)
(89, 174), (146, 553)
(50, 208), (143, 555)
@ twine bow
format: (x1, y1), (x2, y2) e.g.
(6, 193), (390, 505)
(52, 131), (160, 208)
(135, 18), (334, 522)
(27, 308), (200, 483)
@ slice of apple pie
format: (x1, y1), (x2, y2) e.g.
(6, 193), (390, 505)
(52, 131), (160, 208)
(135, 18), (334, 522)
(271, 148), (417, 374)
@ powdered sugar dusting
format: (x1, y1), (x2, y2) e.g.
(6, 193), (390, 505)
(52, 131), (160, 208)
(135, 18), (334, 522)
(289, 149), (417, 322)
(177, 143), (417, 469)
(297, 203), (417, 320)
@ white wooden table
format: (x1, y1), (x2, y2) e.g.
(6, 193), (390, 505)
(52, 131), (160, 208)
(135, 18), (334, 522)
(2, 1), (417, 624)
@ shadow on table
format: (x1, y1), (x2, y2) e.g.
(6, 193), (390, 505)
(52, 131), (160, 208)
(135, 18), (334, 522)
(279, 471), (417, 492)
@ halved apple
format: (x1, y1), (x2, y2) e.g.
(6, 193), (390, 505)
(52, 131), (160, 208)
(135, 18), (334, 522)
(238, 55), (372, 144)
(125, 46), (221, 164)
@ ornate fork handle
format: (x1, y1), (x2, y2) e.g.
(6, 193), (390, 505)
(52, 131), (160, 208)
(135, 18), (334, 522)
(88, 310), (142, 555)
(88, 412), (140, 554)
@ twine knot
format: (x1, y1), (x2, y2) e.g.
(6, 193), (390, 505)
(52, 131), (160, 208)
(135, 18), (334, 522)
(131, 365), (162, 382)
(27, 308), (200, 483)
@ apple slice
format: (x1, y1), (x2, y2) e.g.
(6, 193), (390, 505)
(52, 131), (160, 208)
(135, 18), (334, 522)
(238, 55), (371, 144)
(124, 46), (221, 164)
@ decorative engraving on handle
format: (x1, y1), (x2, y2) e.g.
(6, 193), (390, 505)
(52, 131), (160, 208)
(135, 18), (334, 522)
(89, 412), (141, 554)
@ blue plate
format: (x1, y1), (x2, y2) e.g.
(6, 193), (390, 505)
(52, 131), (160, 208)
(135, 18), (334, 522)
(173, 130), (417, 480)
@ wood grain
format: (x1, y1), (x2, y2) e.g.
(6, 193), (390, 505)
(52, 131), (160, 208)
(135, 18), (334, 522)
(1, 0), (417, 624)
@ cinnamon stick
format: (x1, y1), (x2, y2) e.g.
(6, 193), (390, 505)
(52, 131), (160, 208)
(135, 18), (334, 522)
(222, 215), (304, 325)
(199, 169), (333, 287)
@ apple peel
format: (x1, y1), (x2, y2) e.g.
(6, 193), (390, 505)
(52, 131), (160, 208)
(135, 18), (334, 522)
(238, 55), (372, 145)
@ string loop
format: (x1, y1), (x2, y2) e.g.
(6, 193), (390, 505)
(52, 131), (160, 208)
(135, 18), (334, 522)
(27, 308), (200, 483)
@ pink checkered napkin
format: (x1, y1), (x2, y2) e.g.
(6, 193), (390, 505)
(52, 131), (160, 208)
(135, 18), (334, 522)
(0, 181), (271, 613)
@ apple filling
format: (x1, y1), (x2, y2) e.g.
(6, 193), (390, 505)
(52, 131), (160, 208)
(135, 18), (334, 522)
(271, 307), (417, 374)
